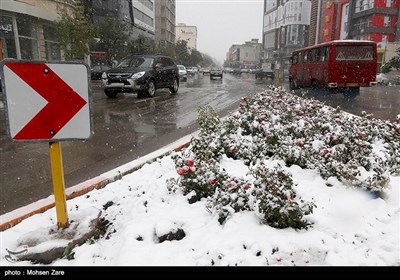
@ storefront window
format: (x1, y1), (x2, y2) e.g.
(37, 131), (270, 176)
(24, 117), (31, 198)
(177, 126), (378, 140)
(17, 16), (39, 59)
(43, 24), (61, 61)
(0, 15), (17, 59)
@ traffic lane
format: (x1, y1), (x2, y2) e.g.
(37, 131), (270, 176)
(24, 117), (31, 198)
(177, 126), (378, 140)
(0, 74), (266, 214)
(290, 85), (400, 122)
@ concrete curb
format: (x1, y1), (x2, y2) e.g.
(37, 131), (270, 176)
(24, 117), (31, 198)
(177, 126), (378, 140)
(0, 132), (197, 231)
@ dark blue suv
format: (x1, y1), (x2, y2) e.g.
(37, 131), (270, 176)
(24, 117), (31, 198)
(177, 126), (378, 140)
(102, 55), (179, 98)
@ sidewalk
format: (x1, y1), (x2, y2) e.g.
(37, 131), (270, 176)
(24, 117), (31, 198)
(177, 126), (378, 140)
(0, 132), (198, 231)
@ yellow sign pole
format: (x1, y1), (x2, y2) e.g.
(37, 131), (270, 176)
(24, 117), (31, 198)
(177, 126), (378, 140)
(49, 141), (69, 228)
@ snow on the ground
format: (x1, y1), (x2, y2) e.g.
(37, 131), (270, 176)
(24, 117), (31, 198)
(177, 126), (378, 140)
(1, 155), (399, 266)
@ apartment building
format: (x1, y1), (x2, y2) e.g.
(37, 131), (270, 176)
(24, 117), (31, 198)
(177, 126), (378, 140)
(0, 0), (67, 61)
(176, 23), (197, 50)
(155, 0), (176, 48)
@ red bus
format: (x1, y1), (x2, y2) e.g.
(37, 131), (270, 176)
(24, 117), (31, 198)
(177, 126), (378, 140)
(289, 40), (377, 94)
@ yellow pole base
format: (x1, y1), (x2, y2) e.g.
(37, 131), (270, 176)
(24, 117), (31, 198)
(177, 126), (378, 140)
(49, 141), (69, 228)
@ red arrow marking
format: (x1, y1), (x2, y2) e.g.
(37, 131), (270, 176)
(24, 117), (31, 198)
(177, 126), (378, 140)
(6, 62), (87, 140)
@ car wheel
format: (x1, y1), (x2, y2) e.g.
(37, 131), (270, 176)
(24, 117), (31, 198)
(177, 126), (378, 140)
(170, 77), (179, 94)
(311, 80), (317, 90)
(105, 89), (117, 98)
(147, 79), (156, 97)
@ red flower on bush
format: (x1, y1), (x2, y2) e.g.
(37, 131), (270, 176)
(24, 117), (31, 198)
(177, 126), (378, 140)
(209, 178), (217, 186)
(320, 148), (332, 157)
(185, 159), (194, 167)
(176, 167), (185, 175)
(228, 180), (237, 190)
(295, 139), (304, 147)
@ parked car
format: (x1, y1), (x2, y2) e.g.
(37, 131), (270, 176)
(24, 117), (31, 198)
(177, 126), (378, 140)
(177, 65), (188, 82)
(91, 64), (111, 80)
(376, 73), (389, 85)
(255, 68), (275, 80)
(210, 66), (223, 80)
(102, 54), (179, 98)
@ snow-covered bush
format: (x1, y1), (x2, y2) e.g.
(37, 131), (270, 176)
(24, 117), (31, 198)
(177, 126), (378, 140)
(250, 163), (315, 229)
(168, 87), (399, 229)
(167, 151), (224, 203)
(206, 177), (251, 224)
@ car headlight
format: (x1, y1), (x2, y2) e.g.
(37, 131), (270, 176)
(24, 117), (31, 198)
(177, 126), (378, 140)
(101, 72), (107, 79)
(131, 72), (145, 79)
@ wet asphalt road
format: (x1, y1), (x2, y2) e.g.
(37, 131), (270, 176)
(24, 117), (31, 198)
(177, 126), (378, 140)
(1, 73), (399, 214)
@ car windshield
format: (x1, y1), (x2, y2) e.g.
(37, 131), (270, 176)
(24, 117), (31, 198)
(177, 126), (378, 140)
(178, 65), (186, 70)
(117, 57), (154, 68)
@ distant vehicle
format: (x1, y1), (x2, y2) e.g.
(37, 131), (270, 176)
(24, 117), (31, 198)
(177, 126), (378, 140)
(241, 68), (249, 73)
(102, 54), (179, 98)
(232, 68), (241, 75)
(210, 66), (223, 80)
(202, 67), (211, 75)
(289, 40), (378, 94)
(177, 65), (188, 82)
(186, 67), (198, 75)
(255, 68), (274, 80)
(376, 73), (389, 85)
(223, 67), (233, 73)
(91, 64), (111, 80)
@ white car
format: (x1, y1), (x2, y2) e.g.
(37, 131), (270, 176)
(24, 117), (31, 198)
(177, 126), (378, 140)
(177, 65), (188, 82)
(376, 73), (389, 85)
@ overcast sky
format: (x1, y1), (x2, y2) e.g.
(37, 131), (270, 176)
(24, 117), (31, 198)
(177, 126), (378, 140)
(176, 0), (264, 64)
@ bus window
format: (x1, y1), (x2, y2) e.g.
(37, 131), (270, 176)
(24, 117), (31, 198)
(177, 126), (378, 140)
(298, 52), (303, 63)
(314, 48), (320, 62)
(304, 50), (308, 62)
(320, 47), (328, 62)
(336, 45), (374, 60)
(291, 54), (297, 64)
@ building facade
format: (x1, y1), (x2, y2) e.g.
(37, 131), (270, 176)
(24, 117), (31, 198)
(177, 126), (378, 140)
(262, 0), (311, 70)
(262, 0), (400, 73)
(88, 0), (155, 41)
(309, 0), (400, 69)
(176, 23), (197, 49)
(155, 0), (176, 49)
(0, 0), (66, 61)
(132, 0), (155, 40)
(227, 39), (262, 69)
